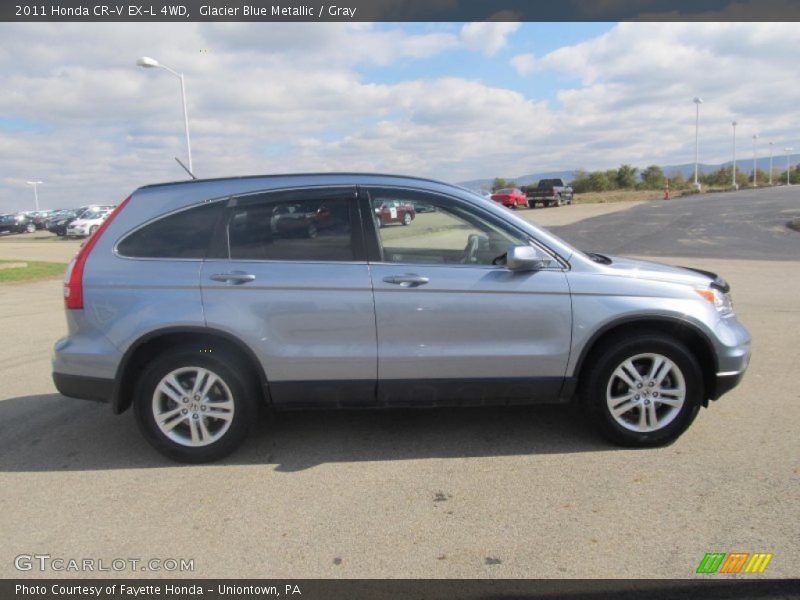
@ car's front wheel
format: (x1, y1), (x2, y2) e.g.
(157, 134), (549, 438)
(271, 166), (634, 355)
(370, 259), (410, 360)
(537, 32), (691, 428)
(134, 346), (258, 463)
(583, 334), (702, 447)
(402, 213), (412, 226)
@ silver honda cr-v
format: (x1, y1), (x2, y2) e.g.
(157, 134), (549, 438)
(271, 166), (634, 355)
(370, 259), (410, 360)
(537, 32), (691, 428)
(52, 174), (751, 462)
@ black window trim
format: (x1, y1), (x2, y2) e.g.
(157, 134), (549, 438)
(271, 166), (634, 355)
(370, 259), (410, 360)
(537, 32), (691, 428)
(209, 184), (367, 264)
(356, 185), (568, 270)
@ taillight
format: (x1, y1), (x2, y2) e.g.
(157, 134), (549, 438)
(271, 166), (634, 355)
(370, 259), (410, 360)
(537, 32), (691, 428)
(64, 196), (130, 310)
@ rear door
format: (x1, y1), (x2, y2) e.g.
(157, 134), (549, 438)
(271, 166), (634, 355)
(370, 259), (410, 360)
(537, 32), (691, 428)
(201, 186), (378, 408)
(362, 186), (572, 406)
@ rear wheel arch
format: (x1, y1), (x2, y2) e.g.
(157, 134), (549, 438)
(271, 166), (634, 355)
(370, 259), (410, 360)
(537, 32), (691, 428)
(113, 327), (269, 414)
(573, 317), (718, 405)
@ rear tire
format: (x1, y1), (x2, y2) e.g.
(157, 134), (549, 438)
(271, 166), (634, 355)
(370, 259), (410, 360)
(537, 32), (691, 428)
(134, 345), (259, 463)
(582, 333), (702, 447)
(25, 223), (36, 234)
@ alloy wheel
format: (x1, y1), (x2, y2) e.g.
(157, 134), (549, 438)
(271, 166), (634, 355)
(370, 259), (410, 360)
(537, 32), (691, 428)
(605, 353), (686, 432)
(152, 366), (235, 447)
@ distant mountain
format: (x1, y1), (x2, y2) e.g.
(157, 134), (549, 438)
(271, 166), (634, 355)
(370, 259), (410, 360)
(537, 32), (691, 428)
(459, 170), (577, 191)
(457, 155), (796, 190)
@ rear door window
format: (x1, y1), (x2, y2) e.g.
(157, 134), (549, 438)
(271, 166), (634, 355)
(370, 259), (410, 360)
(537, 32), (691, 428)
(225, 188), (358, 262)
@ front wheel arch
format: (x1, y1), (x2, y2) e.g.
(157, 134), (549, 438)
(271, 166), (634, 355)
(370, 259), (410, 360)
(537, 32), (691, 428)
(573, 318), (717, 406)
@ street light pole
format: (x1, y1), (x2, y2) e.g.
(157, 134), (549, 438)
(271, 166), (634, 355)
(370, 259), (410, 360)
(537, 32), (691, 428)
(693, 97), (703, 190)
(136, 56), (193, 175)
(26, 180), (43, 211)
(752, 134), (758, 188)
(787, 148), (794, 186)
(768, 141), (773, 185)
(731, 121), (737, 189)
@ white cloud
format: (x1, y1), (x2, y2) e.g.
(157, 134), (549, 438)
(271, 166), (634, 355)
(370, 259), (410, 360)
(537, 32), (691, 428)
(510, 53), (537, 76)
(1, 22), (799, 213)
(459, 21), (521, 56)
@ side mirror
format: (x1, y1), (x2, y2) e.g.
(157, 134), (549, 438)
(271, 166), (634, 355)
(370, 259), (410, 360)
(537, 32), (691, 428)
(506, 245), (556, 271)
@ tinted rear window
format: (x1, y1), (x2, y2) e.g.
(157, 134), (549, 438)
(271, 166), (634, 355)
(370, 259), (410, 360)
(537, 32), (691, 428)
(227, 196), (354, 262)
(117, 201), (223, 258)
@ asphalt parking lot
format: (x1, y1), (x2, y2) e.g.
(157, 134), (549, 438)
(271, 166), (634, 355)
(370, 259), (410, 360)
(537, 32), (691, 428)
(0, 188), (798, 579)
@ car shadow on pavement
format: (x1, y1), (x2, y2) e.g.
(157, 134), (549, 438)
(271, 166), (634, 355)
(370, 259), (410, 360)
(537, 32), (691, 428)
(0, 394), (619, 472)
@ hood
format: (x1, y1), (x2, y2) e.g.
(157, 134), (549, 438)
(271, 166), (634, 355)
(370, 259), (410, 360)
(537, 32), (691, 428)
(600, 256), (728, 290)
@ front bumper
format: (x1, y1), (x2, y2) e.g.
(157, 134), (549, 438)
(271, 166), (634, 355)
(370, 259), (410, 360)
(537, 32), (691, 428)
(709, 316), (751, 400)
(711, 369), (747, 400)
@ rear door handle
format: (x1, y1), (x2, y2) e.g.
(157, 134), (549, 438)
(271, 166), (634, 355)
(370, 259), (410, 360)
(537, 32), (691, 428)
(382, 274), (429, 288)
(210, 271), (256, 285)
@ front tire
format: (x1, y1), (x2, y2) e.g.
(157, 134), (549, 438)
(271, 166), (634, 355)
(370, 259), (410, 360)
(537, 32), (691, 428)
(402, 212), (412, 226)
(583, 333), (702, 447)
(134, 346), (258, 463)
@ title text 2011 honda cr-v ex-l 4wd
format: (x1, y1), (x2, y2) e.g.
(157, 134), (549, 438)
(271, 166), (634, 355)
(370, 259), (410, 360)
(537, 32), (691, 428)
(52, 174), (751, 462)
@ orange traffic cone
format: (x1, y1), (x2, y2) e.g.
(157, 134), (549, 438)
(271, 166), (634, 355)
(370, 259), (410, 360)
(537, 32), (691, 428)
(664, 179), (670, 200)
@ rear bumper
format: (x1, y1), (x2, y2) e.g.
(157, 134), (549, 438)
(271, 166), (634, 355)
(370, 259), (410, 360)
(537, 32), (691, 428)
(53, 372), (113, 403)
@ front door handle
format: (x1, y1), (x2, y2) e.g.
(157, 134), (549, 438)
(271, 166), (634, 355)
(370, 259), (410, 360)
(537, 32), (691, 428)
(210, 271), (256, 285)
(382, 274), (429, 288)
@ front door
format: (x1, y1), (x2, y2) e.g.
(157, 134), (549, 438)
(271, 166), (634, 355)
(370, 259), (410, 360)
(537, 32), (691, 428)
(363, 186), (572, 406)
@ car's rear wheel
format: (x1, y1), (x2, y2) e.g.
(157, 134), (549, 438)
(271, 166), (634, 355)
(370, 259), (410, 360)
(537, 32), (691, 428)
(134, 346), (258, 463)
(583, 334), (702, 447)
(25, 222), (36, 233)
(306, 223), (318, 238)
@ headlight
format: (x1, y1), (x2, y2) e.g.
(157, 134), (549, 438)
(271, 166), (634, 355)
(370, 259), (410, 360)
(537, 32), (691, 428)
(695, 287), (734, 315)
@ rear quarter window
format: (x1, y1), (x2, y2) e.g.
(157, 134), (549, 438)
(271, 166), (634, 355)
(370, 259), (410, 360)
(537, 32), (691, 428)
(117, 201), (224, 258)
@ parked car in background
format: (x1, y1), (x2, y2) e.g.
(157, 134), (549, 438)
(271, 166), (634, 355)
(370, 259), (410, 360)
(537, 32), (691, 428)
(268, 200), (335, 239)
(0, 213), (36, 234)
(373, 199), (416, 226)
(47, 208), (83, 236)
(491, 187), (527, 209)
(527, 178), (574, 208)
(21, 210), (50, 230)
(66, 206), (115, 238)
(52, 173), (750, 463)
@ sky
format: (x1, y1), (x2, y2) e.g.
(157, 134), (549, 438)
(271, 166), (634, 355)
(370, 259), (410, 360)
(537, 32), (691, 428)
(1, 21), (799, 212)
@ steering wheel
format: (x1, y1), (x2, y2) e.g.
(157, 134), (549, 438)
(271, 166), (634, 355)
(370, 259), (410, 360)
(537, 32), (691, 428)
(461, 234), (481, 264)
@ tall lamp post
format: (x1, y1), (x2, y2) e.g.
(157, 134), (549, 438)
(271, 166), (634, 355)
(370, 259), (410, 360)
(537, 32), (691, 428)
(731, 121), (737, 189)
(693, 97), (703, 190)
(752, 134), (758, 188)
(136, 56), (193, 174)
(768, 141), (774, 185)
(787, 148), (794, 186)
(26, 180), (43, 211)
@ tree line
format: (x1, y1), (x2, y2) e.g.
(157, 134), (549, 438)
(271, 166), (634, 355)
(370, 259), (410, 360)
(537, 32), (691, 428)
(491, 163), (800, 193)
